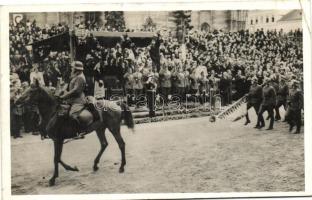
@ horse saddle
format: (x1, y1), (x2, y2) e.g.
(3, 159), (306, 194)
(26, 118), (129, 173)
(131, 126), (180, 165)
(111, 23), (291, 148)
(78, 103), (101, 127)
(57, 103), (101, 129)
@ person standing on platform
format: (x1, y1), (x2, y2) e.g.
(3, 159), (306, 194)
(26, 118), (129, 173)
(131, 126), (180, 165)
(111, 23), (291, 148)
(198, 71), (208, 105)
(145, 75), (157, 118)
(176, 67), (186, 100)
(124, 67), (135, 106)
(133, 66), (143, 107)
(159, 64), (171, 104)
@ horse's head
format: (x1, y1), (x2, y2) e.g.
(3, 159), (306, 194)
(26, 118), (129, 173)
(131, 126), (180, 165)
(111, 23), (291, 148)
(16, 79), (57, 140)
(15, 79), (48, 105)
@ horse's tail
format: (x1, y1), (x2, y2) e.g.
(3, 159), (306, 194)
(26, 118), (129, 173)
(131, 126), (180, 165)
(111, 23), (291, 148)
(120, 102), (134, 129)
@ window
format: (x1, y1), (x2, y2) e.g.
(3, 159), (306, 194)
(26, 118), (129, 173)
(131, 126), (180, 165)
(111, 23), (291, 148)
(250, 19), (253, 25)
(256, 18), (258, 24)
(266, 17), (269, 23)
(272, 16), (275, 22)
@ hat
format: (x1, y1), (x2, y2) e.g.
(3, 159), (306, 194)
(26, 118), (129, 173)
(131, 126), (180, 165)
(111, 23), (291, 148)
(71, 61), (84, 71)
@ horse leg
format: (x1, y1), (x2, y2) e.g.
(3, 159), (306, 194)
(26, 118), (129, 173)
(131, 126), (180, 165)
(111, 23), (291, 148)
(93, 128), (108, 171)
(111, 128), (126, 173)
(59, 160), (79, 171)
(49, 139), (63, 186)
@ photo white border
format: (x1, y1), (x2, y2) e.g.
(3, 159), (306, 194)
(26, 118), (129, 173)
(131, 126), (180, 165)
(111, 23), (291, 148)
(1, 0), (311, 199)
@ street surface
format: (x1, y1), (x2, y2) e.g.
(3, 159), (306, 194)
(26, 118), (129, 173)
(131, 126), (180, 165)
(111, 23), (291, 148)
(11, 105), (304, 194)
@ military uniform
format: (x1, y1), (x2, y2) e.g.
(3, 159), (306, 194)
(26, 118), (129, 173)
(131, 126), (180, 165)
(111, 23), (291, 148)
(67, 73), (86, 117)
(159, 68), (171, 103)
(124, 71), (135, 105)
(61, 62), (87, 120)
(198, 75), (208, 105)
(245, 84), (262, 126)
(257, 83), (276, 130)
(176, 71), (186, 98)
(145, 77), (157, 118)
(285, 85), (303, 133)
(275, 82), (289, 120)
(133, 71), (143, 100)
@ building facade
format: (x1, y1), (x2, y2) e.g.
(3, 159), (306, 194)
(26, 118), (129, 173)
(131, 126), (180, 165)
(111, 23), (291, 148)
(123, 11), (247, 32)
(245, 10), (291, 32)
(276, 10), (302, 32)
(11, 11), (247, 32)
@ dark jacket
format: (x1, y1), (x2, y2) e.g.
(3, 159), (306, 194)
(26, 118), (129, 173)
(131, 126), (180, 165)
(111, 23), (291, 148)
(247, 85), (263, 104)
(277, 84), (289, 101)
(288, 89), (303, 110)
(262, 85), (276, 106)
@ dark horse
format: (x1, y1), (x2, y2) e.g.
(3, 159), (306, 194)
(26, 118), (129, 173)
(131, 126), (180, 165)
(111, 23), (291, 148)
(15, 80), (134, 186)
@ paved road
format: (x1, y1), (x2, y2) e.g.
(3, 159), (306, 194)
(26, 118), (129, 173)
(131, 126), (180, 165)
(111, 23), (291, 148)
(11, 106), (304, 194)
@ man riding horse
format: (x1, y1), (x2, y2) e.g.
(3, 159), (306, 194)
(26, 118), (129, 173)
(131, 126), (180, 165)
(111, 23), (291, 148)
(15, 60), (134, 186)
(59, 61), (98, 134)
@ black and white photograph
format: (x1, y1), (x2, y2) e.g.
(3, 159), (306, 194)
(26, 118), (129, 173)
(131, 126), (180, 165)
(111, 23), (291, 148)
(1, 1), (312, 199)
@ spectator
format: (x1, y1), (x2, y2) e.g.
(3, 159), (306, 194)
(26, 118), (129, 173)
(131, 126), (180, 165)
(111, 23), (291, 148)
(30, 64), (45, 86)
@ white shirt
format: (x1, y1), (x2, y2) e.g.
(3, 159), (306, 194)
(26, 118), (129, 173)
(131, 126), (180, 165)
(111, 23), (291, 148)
(30, 71), (45, 86)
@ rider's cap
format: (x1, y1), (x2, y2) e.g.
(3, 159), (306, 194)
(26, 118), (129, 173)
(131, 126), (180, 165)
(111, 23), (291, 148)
(71, 61), (84, 71)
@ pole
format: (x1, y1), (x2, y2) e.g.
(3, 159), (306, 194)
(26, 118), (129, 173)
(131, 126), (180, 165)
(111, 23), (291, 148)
(69, 12), (75, 62)
(182, 18), (184, 43)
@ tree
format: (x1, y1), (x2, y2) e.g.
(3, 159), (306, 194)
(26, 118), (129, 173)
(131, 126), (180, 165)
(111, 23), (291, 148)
(104, 11), (126, 31)
(172, 10), (193, 43)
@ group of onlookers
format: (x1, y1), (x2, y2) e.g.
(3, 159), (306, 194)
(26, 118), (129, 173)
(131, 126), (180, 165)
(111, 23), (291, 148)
(9, 17), (303, 137)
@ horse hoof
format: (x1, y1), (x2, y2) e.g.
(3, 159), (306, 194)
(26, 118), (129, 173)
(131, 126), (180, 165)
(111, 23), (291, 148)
(119, 168), (124, 173)
(93, 166), (99, 171)
(49, 179), (55, 186)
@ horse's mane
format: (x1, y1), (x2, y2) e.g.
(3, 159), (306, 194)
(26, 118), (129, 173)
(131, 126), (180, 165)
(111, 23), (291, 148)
(38, 86), (57, 104)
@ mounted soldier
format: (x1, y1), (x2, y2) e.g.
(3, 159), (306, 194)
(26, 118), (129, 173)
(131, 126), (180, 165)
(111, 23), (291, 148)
(59, 61), (99, 132)
(16, 65), (134, 185)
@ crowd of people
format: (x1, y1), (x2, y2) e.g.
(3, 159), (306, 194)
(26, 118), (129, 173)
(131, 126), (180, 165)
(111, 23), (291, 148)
(10, 17), (303, 138)
(75, 28), (303, 106)
(10, 20), (71, 138)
